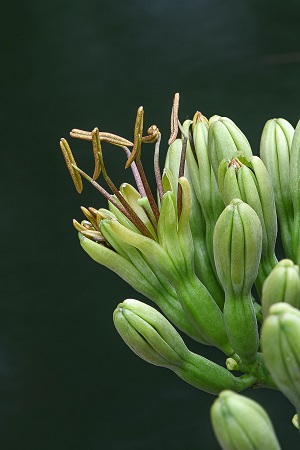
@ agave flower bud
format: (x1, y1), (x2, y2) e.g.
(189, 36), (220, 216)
(114, 299), (189, 368)
(262, 302), (300, 411)
(114, 300), (257, 394)
(260, 119), (294, 259)
(214, 199), (262, 364)
(182, 119), (225, 276)
(290, 120), (300, 261)
(211, 390), (281, 450)
(218, 155), (278, 295)
(164, 131), (224, 308)
(208, 116), (253, 179)
(262, 259), (300, 319)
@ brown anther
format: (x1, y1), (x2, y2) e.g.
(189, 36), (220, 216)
(60, 139), (83, 193)
(168, 93), (180, 145)
(70, 129), (133, 147)
(228, 157), (243, 169)
(142, 125), (160, 143)
(91, 128), (102, 180)
(125, 106), (144, 168)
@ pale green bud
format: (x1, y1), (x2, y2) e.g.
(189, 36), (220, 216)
(208, 116), (252, 179)
(214, 199), (262, 297)
(289, 119), (300, 261)
(213, 199), (261, 363)
(260, 119), (294, 259)
(211, 390), (281, 450)
(218, 155), (278, 294)
(262, 302), (300, 410)
(262, 259), (300, 319)
(114, 300), (256, 394)
(113, 299), (189, 368)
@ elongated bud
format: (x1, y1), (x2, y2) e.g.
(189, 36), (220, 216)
(208, 116), (252, 178)
(262, 259), (300, 319)
(114, 300), (257, 394)
(260, 119), (294, 259)
(262, 303), (300, 411)
(213, 199), (261, 363)
(290, 119), (300, 261)
(218, 155), (278, 294)
(211, 390), (281, 450)
(114, 299), (189, 368)
(214, 199), (262, 297)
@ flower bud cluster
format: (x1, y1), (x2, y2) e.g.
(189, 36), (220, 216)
(61, 94), (300, 446)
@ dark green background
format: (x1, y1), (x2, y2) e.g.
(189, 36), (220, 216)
(2, 1), (300, 448)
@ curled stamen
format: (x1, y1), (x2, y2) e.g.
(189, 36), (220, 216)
(142, 125), (160, 143)
(70, 129), (133, 147)
(168, 93), (180, 145)
(154, 133), (164, 202)
(60, 138), (83, 193)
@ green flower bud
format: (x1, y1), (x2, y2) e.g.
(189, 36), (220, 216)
(211, 390), (281, 450)
(213, 199), (261, 363)
(214, 199), (262, 296)
(208, 116), (253, 179)
(78, 222), (204, 344)
(164, 133), (225, 308)
(183, 119), (225, 277)
(290, 119), (300, 261)
(218, 156), (278, 295)
(114, 300), (257, 394)
(260, 119), (294, 259)
(114, 299), (189, 368)
(262, 302), (300, 411)
(262, 259), (300, 319)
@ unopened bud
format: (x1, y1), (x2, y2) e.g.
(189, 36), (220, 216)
(262, 302), (300, 411)
(211, 390), (281, 450)
(262, 259), (300, 319)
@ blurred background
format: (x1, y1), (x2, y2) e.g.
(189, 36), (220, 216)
(2, 0), (300, 448)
